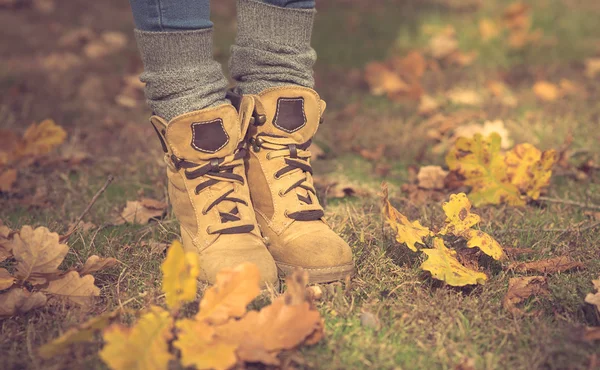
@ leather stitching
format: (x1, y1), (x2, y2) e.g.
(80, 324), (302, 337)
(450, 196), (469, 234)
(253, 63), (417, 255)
(273, 97), (306, 133)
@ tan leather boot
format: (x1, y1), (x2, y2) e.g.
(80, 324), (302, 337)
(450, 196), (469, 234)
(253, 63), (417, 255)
(149, 97), (278, 287)
(240, 86), (354, 283)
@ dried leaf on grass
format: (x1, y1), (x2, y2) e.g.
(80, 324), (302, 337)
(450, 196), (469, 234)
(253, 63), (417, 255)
(453, 120), (513, 149)
(0, 288), (47, 317)
(161, 240), (199, 310)
(42, 271), (100, 308)
(417, 166), (448, 190)
(100, 306), (174, 370)
(509, 256), (584, 274)
(503, 276), (549, 314)
(421, 238), (488, 286)
(0, 120), (67, 169)
(0, 268), (15, 290)
(175, 319), (238, 370)
(115, 198), (168, 225)
(382, 185), (431, 252)
(79, 255), (118, 276)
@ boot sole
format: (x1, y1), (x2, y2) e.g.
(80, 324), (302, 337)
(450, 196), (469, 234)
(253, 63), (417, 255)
(275, 261), (355, 284)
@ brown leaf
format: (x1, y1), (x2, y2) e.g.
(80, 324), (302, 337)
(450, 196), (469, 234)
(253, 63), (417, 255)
(447, 88), (484, 106)
(583, 327), (600, 342)
(504, 247), (535, 258)
(42, 271), (100, 308)
(0, 169), (17, 192)
(354, 144), (385, 161)
(418, 95), (440, 115)
(0, 129), (21, 166)
(16, 119), (67, 159)
(390, 51), (426, 80)
(417, 166), (448, 190)
(0, 224), (13, 262)
(429, 26), (458, 59)
(584, 58), (600, 78)
(364, 62), (410, 97)
(0, 288), (47, 317)
(479, 18), (500, 41)
(533, 81), (559, 101)
(116, 198), (167, 225)
(79, 255), (118, 275)
(12, 226), (69, 285)
(503, 276), (549, 314)
(508, 256), (584, 274)
(0, 268), (15, 290)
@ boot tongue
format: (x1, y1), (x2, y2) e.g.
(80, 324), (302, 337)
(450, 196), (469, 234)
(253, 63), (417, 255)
(254, 86), (323, 144)
(165, 104), (241, 163)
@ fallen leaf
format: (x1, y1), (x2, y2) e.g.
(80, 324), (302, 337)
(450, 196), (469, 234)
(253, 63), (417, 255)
(504, 247), (535, 258)
(447, 88), (484, 106)
(174, 319), (238, 370)
(79, 255), (118, 276)
(355, 144), (385, 161)
(42, 271), (100, 308)
(446, 133), (524, 206)
(421, 238), (488, 286)
(100, 306), (174, 370)
(161, 240), (199, 310)
(429, 26), (458, 59)
(504, 143), (556, 199)
(16, 119), (67, 159)
(196, 262), (261, 325)
(503, 276), (549, 314)
(0, 225), (12, 262)
(0, 288), (47, 317)
(453, 120), (513, 149)
(116, 198), (167, 225)
(418, 94), (440, 115)
(584, 58), (600, 78)
(12, 225), (69, 284)
(509, 256), (584, 274)
(417, 165), (448, 190)
(479, 18), (500, 41)
(585, 277), (600, 313)
(39, 310), (120, 359)
(364, 62), (410, 96)
(382, 185), (431, 251)
(533, 81), (560, 101)
(0, 268), (15, 290)
(0, 169), (17, 192)
(390, 51), (427, 80)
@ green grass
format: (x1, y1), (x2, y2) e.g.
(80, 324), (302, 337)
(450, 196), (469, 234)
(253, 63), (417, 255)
(1, 0), (600, 369)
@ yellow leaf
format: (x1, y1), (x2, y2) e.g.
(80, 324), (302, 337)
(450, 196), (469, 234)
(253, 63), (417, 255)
(173, 319), (237, 370)
(100, 306), (173, 370)
(11, 225), (69, 285)
(420, 238), (487, 286)
(464, 229), (505, 260)
(382, 184), (431, 251)
(505, 144), (556, 199)
(42, 271), (100, 308)
(0, 268), (14, 290)
(503, 276), (548, 314)
(196, 262), (261, 325)
(161, 240), (199, 310)
(0, 288), (47, 317)
(39, 309), (120, 359)
(446, 133), (524, 206)
(533, 81), (560, 101)
(479, 18), (500, 41)
(16, 119), (67, 158)
(439, 193), (480, 235)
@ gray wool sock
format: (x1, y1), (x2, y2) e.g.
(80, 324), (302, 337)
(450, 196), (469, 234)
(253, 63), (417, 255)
(134, 28), (229, 121)
(230, 0), (317, 95)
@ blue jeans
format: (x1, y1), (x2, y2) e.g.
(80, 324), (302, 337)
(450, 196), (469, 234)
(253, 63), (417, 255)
(129, 0), (315, 31)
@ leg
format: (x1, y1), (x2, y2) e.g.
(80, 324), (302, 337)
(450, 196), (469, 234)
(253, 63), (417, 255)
(129, 0), (228, 120)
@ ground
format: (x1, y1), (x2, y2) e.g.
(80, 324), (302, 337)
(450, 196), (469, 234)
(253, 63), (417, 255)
(1, 0), (600, 369)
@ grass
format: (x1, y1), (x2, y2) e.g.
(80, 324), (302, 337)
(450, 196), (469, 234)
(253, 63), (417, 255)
(1, 0), (600, 369)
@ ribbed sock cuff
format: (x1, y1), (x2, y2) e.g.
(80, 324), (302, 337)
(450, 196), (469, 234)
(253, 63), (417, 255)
(134, 28), (229, 120)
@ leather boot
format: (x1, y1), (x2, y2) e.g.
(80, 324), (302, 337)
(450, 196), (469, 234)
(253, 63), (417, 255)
(239, 86), (354, 283)
(150, 97), (278, 287)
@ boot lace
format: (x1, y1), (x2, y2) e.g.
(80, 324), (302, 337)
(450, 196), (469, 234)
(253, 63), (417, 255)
(171, 144), (254, 235)
(250, 135), (324, 221)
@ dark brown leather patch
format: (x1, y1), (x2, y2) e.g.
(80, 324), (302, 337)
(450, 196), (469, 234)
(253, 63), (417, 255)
(150, 120), (168, 153)
(190, 119), (229, 153)
(273, 97), (306, 133)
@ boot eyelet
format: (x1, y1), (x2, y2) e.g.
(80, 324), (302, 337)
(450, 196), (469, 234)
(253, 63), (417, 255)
(273, 173), (280, 180)
(278, 190), (285, 197)
(266, 153), (272, 160)
(284, 210), (289, 218)
(202, 210), (207, 215)
(206, 226), (213, 234)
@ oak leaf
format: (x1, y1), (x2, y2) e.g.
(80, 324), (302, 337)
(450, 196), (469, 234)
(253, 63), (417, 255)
(39, 309), (120, 359)
(0, 288), (47, 317)
(0, 268), (15, 290)
(174, 319), (238, 370)
(453, 120), (513, 149)
(504, 143), (557, 199)
(161, 240), (199, 310)
(79, 255), (118, 275)
(446, 133), (524, 206)
(196, 262), (261, 325)
(382, 185), (431, 251)
(42, 271), (100, 308)
(16, 119), (67, 159)
(12, 225), (69, 284)
(417, 166), (448, 190)
(420, 238), (488, 286)
(116, 198), (167, 225)
(503, 276), (549, 314)
(364, 62), (410, 96)
(100, 306), (173, 370)
(509, 256), (584, 274)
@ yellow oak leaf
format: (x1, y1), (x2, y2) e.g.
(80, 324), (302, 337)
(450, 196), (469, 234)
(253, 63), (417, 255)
(100, 306), (173, 370)
(439, 193), (480, 235)
(39, 309), (120, 359)
(382, 184), (431, 251)
(505, 143), (557, 199)
(446, 133), (524, 206)
(196, 262), (261, 325)
(420, 238), (488, 286)
(41, 271), (100, 308)
(11, 225), (69, 285)
(0, 288), (47, 317)
(161, 240), (199, 310)
(464, 229), (505, 260)
(0, 268), (15, 290)
(174, 319), (237, 370)
(15, 119), (67, 158)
